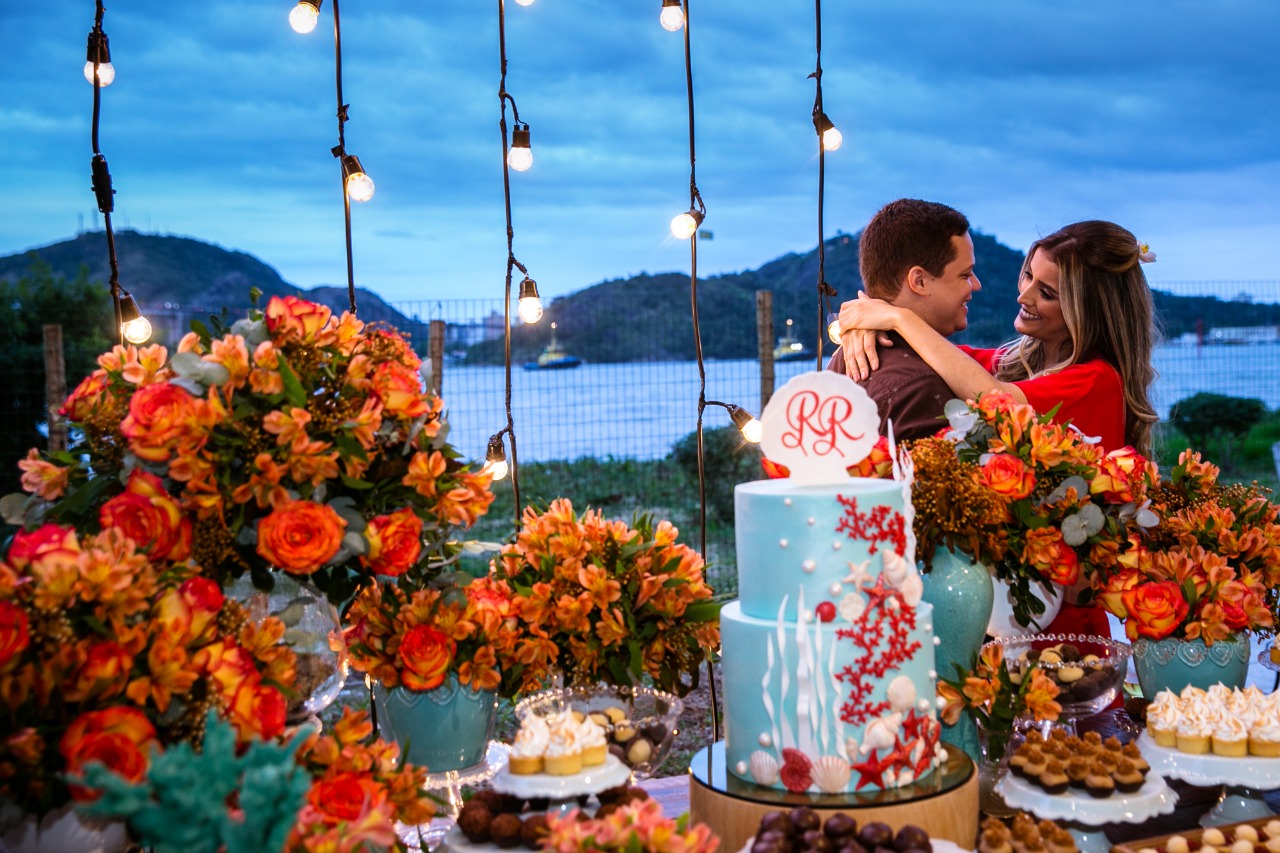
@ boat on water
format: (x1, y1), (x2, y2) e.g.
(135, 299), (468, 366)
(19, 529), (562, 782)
(523, 322), (583, 371)
(773, 318), (813, 362)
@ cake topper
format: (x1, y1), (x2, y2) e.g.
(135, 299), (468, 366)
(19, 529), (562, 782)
(759, 371), (880, 485)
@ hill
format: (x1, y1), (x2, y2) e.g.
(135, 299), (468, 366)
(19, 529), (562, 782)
(3, 230), (1277, 363)
(0, 231), (419, 338)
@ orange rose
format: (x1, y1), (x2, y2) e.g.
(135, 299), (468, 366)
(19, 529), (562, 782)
(398, 625), (455, 691)
(979, 453), (1035, 500)
(1120, 581), (1190, 641)
(361, 508), (423, 577)
(369, 362), (429, 420)
(99, 469), (193, 562)
(200, 640), (262, 696)
(847, 436), (894, 478)
(119, 382), (202, 463)
(1095, 567), (1145, 618)
(975, 392), (1019, 422)
(307, 771), (387, 822)
(61, 706), (157, 799)
(1022, 527), (1079, 586)
(65, 641), (133, 702)
(0, 601), (29, 668)
(181, 576), (224, 639)
(256, 500), (346, 574)
(265, 295), (334, 344)
(6, 523), (80, 570)
(228, 680), (287, 741)
(61, 369), (112, 420)
(1090, 447), (1148, 504)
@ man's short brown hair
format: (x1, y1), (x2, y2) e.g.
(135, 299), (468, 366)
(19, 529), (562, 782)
(859, 199), (970, 300)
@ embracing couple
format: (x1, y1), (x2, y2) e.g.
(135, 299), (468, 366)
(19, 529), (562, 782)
(826, 198), (1159, 638)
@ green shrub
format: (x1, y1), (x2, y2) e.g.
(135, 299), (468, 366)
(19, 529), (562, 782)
(1168, 393), (1268, 471)
(1241, 416), (1280, 466)
(670, 425), (763, 523)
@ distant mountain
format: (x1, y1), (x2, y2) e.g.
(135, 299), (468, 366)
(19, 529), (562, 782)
(0, 231), (419, 340)
(3, 230), (1276, 363)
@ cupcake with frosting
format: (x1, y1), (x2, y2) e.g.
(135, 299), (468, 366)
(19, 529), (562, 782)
(509, 714), (550, 775)
(577, 713), (608, 766)
(1145, 692), (1180, 747)
(1250, 709), (1280, 758)
(543, 711), (584, 775)
(1212, 714), (1249, 757)
(1175, 699), (1213, 754)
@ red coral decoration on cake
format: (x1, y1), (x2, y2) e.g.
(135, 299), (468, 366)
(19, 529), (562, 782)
(779, 748), (814, 792)
(833, 587), (921, 726)
(835, 495), (907, 557)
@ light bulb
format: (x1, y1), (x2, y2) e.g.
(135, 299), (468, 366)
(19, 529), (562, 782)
(518, 296), (543, 324)
(346, 171), (375, 202)
(670, 210), (703, 240)
(289, 2), (320, 33)
(507, 146), (532, 172)
(827, 312), (841, 344)
(83, 61), (115, 86)
(741, 417), (763, 444)
(122, 315), (152, 344)
(660, 3), (685, 31)
(514, 0), (535, 6)
(822, 126), (843, 151)
(483, 457), (510, 481)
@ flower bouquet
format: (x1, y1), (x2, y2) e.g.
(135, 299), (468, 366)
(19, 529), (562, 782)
(341, 573), (523, 697)
(1094, 450), (1280, 644)
(544, 798), (719, 853)
(75, 707), (435, 853)
(493, 499), (720, 697)
(12, 293), (495, 605)
(937, 642), (1062, 763)
(940, 393), (1158, 628)
(0, 524), (295, 817)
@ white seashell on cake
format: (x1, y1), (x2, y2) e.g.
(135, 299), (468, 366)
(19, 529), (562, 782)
(749, 749), (780, 785)
(810, 755), (852, 793)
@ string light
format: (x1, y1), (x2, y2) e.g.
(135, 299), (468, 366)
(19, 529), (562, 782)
(482, 433), (509, 481)
(289, 0), (323, 33)
(513, 0), (536, 6)
(814, 111), (842, 151)
(724, 403), (763, 444)
(83, 29), (114, 86)
(119, 293), (152, 344)
(516, 276), (543, 324)
(660, 0), (685, 32)
(340, 154), (375, 202)
(827, 311), (841, 344)
(670, 209), (704, 240)
(507, 124), (533, 172)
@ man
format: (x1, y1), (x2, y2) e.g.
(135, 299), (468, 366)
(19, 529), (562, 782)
(826, 198), (981, 440)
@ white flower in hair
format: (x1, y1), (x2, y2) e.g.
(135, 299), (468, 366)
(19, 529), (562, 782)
(1137, 243), (1157, 263)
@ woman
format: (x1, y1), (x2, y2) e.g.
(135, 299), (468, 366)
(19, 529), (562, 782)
(837, 219), (1159, 637)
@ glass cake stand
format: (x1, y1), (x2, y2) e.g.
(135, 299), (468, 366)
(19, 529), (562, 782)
(1138, 731), (1280, 826)
(995, 770), (1177, 853)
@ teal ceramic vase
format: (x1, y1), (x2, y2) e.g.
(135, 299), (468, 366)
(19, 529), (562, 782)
(1132, 634), (1251, 698)
(920, 546), (994, 764)
(373, 675), (498, 773)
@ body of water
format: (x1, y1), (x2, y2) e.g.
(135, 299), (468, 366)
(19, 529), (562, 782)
(436, 342), (1280, 464)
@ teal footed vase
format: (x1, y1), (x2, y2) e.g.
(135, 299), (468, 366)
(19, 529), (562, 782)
(1132, 634), (1251, 699)
(920, 547), (994, 764)
(373, 675), (498, 773)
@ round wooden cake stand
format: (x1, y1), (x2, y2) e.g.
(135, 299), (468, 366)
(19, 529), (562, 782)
(689, 742), (978, 853)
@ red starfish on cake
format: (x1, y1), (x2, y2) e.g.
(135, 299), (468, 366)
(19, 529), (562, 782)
(850, 748), (890, 790)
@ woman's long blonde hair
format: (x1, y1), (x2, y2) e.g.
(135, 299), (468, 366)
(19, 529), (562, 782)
(994, 220), (1159, 456)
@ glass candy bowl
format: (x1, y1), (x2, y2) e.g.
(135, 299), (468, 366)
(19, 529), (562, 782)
(986, 634), (1131, 718)
(515, 684), (683, 780)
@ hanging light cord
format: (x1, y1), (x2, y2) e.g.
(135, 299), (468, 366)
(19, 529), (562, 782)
(810, 0), (836, 368)
(330, 0), (357, 314)
(497, 0), (524, 524)
(88, 1), (123, 344)
(676, 0), (720, 743)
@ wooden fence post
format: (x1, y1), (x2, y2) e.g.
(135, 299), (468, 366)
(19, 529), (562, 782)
(756, 291), (774, 412)
(428, 320), (445, 397)
(43, 324), (67, 452)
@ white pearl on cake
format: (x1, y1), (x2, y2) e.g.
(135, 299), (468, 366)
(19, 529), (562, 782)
(936, 696), (946, 708)
(784, 498), (793, 506)
(923, 623), (932, 632)
(758, 733), (772, 748)
(919, 699), (931, 711)
(807, 517), (816, 525)
(779, 538), (789, 548)
(802, 609), (814, 622)
(829, 583), (842, 596)
(735, 760), (748, 775)
(933, 636), (941, 646)
(928, 670), (936, 679)
(832, 541), (842, 550)
(802, 560), (816, 573)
